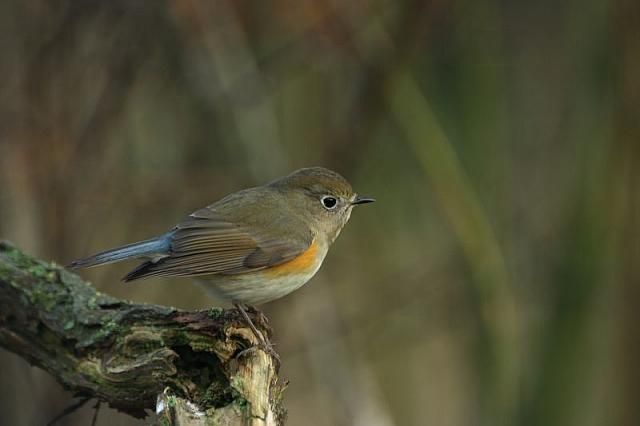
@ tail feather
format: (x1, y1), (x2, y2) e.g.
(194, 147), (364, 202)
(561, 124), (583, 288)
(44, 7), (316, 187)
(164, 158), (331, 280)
(68, 236), (170, 269)
(122, 261), (157, 282)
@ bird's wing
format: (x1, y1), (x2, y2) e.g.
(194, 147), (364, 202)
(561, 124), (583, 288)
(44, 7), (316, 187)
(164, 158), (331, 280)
(122, 207), (312, 282)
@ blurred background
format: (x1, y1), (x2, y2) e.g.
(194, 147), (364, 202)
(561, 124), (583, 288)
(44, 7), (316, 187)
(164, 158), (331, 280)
(0, 0), (637, 425)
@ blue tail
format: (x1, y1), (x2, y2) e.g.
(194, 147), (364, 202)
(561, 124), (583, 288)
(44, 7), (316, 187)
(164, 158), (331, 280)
(68, 235), (170, 269)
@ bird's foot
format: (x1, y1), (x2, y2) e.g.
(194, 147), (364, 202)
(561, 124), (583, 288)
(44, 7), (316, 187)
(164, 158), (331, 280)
(238, 339), (280, 363)
(234, 303), (280, 363)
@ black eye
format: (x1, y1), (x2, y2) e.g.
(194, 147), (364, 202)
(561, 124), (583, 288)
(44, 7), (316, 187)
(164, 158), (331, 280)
(321, 196), (338, 210)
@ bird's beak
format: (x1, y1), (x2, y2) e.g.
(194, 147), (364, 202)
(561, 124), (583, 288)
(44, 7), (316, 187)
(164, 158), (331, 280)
(351, 195), (376, 205)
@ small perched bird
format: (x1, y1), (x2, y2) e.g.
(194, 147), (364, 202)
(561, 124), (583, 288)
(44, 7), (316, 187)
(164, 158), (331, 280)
(70, 167), (374, 353)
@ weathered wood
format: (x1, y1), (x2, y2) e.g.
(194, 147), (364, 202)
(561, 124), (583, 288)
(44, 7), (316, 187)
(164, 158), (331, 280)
(0, 241), (286, 425)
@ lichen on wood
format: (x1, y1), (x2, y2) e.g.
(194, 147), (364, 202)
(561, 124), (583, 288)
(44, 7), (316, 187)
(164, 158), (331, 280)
(0, 240), (286, 425)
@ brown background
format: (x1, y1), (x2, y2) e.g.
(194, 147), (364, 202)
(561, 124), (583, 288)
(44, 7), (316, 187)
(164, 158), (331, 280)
(0, 1), (638, 425)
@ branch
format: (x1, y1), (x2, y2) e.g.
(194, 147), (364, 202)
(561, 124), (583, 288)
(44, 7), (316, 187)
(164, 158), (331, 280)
(0, 241), (286, 425)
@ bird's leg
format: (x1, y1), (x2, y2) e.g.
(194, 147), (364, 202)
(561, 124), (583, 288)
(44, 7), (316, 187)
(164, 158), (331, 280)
(246, 304), (270, 329)
(234, 303), (267, 342)
(233, 303), (280, 362)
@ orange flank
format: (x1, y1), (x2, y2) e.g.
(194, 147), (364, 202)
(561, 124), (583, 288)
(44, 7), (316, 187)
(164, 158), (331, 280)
(264, 240), (319, 277)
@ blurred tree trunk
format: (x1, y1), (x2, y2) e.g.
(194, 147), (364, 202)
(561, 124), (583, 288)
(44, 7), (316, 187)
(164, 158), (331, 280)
(613, 1), (640, 426)
(0, 241), (285, 426)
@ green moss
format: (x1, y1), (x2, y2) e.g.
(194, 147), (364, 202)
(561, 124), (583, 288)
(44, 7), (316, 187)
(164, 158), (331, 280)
(230, 376), (245, 393)
(228, 377), (250, 412)
(157, 416), (172, 426)
(2, 245), (37, 270)
(189, 337), (221, 352)
(29, 283), (63, 311)
(63, 320), (75, 330)
(166, 394), (178, 408)
(27, 264), (49, 279)
(167, 330), (219, 353)
(97, 319), (120, 339)
(169, 330), (191, 346)
(87, 296), (98, 309)
(0, 246), (68, 312)
(78, 318), (123, 347)
(121, 330), (166, 354)
(234, 395), (249, 411)
(0, 261), (13, 276)
(208, 308), (223, 319)
(23, 261), (60, 285)
(200, 380), (234, 408)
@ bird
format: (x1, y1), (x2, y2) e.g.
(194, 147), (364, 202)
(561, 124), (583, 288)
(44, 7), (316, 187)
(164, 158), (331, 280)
(69, 167), (374, 355)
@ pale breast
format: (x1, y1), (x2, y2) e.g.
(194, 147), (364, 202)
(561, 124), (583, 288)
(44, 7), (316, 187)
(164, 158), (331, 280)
(200, 239), (328, 305)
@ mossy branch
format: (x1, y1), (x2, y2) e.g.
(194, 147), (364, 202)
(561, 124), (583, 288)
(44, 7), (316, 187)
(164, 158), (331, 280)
(0, 241), (285, 425)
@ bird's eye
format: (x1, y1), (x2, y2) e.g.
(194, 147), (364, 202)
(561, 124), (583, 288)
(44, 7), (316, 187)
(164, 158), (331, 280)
(321, 196), (338, 210)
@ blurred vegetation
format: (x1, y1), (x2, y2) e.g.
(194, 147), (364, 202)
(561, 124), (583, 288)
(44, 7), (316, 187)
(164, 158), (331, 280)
(0, 1), (636, 425)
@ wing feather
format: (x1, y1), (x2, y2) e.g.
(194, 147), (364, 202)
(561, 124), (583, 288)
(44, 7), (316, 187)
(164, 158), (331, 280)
(122, 207), (312, 282)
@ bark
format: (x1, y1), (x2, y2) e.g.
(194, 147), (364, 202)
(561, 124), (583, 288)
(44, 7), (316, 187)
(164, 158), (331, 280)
(0, 240), (285, 425)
